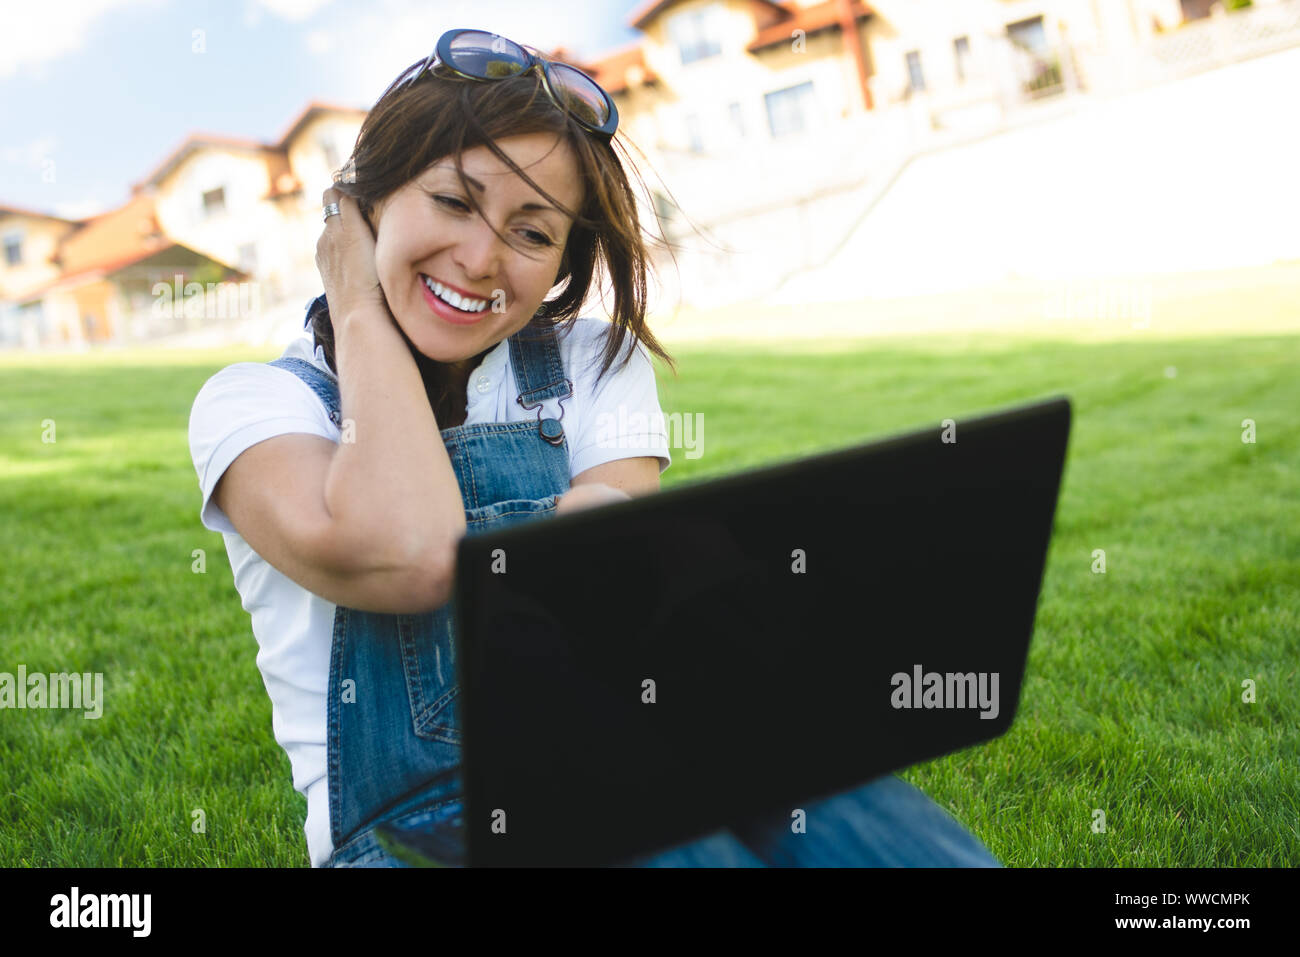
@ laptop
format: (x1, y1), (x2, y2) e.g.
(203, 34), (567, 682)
(376, 394), (1072, 867)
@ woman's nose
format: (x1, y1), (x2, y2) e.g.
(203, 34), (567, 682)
(452, 218), (506, 280)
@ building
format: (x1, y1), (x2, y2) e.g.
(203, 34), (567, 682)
(568, 0), (1268, 307)
(4, 1), (1293, 343)
(0, 102), (365, 348)
(577, 0), (1192, 218)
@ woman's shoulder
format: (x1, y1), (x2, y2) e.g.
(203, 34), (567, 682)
(555, 315), (611, 346)
(189, 337), (337, 445)
(555, 317), (650, 376)
(197, 335), (327, 388)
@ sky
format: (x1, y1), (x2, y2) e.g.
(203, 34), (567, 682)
(0, 0), (647, 220)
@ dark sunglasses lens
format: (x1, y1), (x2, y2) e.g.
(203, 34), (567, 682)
(548, 63), (610, 128)
(449, 30), (529, 78)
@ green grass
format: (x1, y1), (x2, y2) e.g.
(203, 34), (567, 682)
(1, 332), (1296, 866)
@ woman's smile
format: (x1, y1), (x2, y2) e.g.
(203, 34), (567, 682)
(419, 273), (492, 325)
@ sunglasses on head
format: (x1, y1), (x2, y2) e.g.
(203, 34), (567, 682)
(405, 28), (619, 142)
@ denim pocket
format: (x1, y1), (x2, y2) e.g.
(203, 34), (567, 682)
(464, 494), (558, 533)
(397, 611), (462, 744)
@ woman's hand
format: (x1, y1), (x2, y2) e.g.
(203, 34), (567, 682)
(554, 482), (632, 515)
(315, 186), (390, 323)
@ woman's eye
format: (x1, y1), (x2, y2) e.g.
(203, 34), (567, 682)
(434, 195), (551, 247)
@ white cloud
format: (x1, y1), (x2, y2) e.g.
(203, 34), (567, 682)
(306, 29), (334, 55)
(0, 0), (166, 80)
(0, 136), (59, 171)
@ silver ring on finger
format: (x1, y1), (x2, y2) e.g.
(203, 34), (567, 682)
(323, 202), (341, 222)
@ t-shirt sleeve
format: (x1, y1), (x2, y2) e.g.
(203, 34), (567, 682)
(188, 362), (339, 534)
(568, 325), (673, 479)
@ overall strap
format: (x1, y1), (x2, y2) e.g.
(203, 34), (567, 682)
(508, 325), (573, 446)
(268, 355), (342, 428)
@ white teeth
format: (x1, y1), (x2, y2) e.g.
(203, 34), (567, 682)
(423, 275), (487, 313)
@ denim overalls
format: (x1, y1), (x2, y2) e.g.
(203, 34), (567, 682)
(269, 302), (1003, 868)
(269, 309), (573, 867)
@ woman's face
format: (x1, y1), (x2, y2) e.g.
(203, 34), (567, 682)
(369, 132), (582, 371)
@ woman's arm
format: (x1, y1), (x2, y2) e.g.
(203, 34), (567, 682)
(211, 192), (466, 614)
(324, 301), (467, 599)
(554, 457), (660, 514)
(210, 306), (464, 614)
(212, 424), (457, 615)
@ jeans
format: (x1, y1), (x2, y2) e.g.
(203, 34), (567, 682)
(326, 773), (1000, 868)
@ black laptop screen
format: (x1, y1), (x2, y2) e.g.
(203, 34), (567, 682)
(454, 397), (1070, 866)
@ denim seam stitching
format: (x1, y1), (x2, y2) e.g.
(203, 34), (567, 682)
(327, 604), (349, 848)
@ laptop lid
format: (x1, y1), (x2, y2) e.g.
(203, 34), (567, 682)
(453, 395), (1071, 867)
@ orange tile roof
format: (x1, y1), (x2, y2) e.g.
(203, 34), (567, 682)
(132, 103), (367, 195)
(132, 133), (276, 193)
(749, 0), (873, 52)
(53, 192), (168, 277)
(580, 43), (659, 95)
(275, 100), (368, 148)
(0, 202), (83, 226)
(18, 243), (187, 300)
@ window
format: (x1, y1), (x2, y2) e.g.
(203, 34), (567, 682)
(1007, 16), (1049, 53)
(318, 135), (340, 173)
(905, 50), (926, 92)
(17, 300), (46, 343)
(728, 101), (745, 139)
(954, 36), (972, 82)
(237, 242), (258, 274)
(651, 190), (675, 228)
(0, 302), (18, 346)
(764, 81), (816, 138)
(684, 113), (704, 154)
(3, 230), (22, 267)
(202, 187), (226, 217)
(668, 4), (723, 65)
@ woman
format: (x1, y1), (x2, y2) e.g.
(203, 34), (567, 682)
(188, 29), (1000, 868)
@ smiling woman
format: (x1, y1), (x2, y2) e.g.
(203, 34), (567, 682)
(187, 29), (684, 870)
(186, 28), (1001, 872)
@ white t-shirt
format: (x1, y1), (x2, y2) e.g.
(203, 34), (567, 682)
(188, 317), (671, 867)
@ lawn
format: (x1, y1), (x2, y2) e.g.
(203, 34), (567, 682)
(0, 329), (1296, 866)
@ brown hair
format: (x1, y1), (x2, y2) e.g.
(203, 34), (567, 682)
(314, 56), (679, 425)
